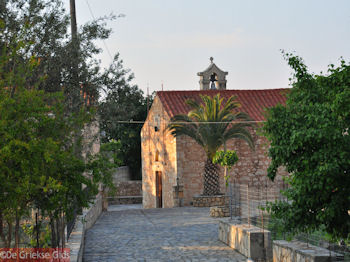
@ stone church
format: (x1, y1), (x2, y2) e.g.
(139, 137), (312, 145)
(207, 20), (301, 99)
(141, 58), (288, 209)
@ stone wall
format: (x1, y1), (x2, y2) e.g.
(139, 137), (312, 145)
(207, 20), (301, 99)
(81, 120), (100, 159)
(108, 181), (142, 205)
(192, 195), (228, 207)
(210, 206), (241, 217)
(177, 131), (288, 206)
(66, 194), (103, 262)
(210, 206), (230, 217)
(112, 166), (131, 183)
(114, 181), (142, 196)
(273, 240), (343, 262)
(141, 96), (177, 208)
(108, 196), (142, 205)
(218, 220), (272, 261)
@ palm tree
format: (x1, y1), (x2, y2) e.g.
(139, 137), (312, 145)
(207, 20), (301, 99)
(167, 94), (254, 196)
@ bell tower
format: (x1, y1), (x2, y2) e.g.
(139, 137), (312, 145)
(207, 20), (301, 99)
(197, 57), (228, 90)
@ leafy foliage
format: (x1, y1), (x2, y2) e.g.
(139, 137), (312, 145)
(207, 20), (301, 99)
(213, 150), (238, 186)
(87, 140), (122, 195)
(0, 0), (114, 109)
(1, 0), (151, 180)
(213, 150), (239, 170)
(0, 85), (93, 247)
(263, 53), (350, 239)
(168, 94), (254, 159)
(99, 55), (152, 179)
(0, 22), (117, 248)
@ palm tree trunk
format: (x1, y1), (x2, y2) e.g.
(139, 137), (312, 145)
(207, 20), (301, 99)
(203, 158), (220, 196)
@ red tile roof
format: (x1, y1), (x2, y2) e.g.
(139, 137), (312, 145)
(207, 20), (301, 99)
(157, 89), (289, 121)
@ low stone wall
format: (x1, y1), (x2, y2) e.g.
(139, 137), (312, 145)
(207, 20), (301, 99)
(273, 240), (344, 262)
(210, 206), (241, 217)
(210, 206), (229, 217)
(219, 219), (272, 261)
(109, 181), (143, 205)
(112, 166), (131, 182)
(193, 195), (228, 207)
(108, 196), (142, 205)
(115, 181), (142, 197)
(66, 194), (103, 262)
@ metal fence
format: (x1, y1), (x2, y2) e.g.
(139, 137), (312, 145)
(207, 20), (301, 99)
(227, 181), (287, 225)
(227, 181), (350, 261)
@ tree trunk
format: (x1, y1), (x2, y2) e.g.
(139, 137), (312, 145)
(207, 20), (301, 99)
(35, 212), (39, 248)
(7, 221), (12, 247)
(0, 211), (5, 245)
(60, 212), (65, 248)
(50, 217), (57, 248)
(203, 158), (220, 196)
(56, 218), (60, 248)
(14, 211), (20, 248)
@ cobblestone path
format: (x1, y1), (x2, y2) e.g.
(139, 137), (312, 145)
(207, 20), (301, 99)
(83, 206), (246, 262)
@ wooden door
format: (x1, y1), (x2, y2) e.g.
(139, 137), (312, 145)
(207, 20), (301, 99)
(156, 171), (162, 208)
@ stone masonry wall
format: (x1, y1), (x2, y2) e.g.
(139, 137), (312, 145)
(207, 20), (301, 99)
(82, 119), (100, 159)
(192, 195), (228, 207)
(177, 129), (288, 206)
(112, 166), (131, 183)
(108, 181), (142, 205)
(210, 206), (230, 218)
(67, 193), (103, 262)
(141, 96), (177, 208)
(114, 181), (142, 196)
(219, 220), (273, 261)
(273, 240), (343, 261)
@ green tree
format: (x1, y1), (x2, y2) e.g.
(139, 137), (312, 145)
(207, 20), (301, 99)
(213, 150), (239, 187)
(1, 0), (144, 172)
(0, 86), (87, 247)
(168, 94), (254, 196)
(0, 0), (126, 247)
(99, 54), (152, 179)
(263, 54), (350, 239)
(0, 28), (116, 248)
(0, 0), (114, 109)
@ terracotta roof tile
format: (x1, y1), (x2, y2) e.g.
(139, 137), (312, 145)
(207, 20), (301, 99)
(157, 89), (289, 121)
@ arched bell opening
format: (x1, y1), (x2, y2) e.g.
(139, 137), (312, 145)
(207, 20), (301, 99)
(209, 72), (218, 90)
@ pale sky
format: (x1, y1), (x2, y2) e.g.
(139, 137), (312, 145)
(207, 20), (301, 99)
(68, 0), (350, 94)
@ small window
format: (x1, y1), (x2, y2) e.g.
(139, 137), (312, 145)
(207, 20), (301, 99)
(155, 150), (159, 162)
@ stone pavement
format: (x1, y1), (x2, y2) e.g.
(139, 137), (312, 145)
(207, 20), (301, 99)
(83, 205), (246, 262)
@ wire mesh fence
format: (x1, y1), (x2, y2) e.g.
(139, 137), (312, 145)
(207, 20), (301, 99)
(227, 181), (350, 261)
(227, 180), (287, 225)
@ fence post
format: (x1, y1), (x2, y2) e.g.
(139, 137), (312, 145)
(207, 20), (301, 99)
(229, 182), (233, 220)
(260, 185), (264, 232)
(234, 180), (238, 220)
(247, 183), (250, 227)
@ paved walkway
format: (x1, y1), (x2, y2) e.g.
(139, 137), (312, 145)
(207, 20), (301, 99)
(83, 206), (246, 262)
